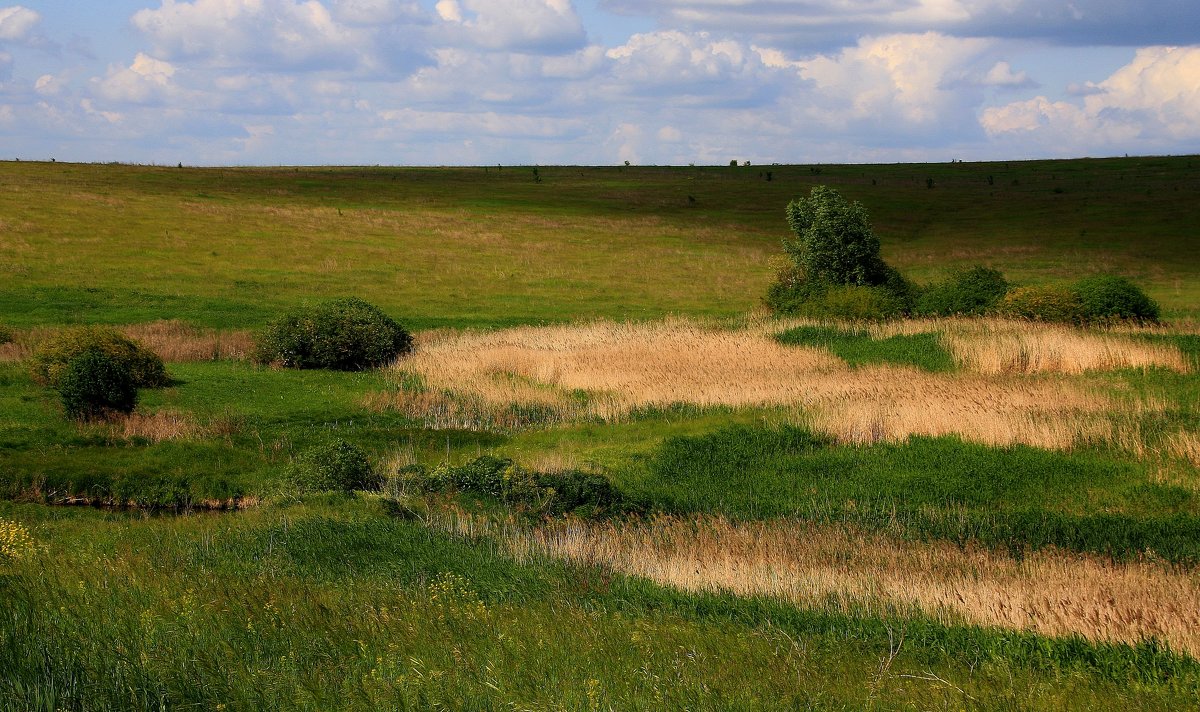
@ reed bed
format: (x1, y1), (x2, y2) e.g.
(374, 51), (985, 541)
(379, 319), (1119, 449)
(430, 509), (1200, 657)
(941, 322), (1188, 375)
(0, 321), (254, 363)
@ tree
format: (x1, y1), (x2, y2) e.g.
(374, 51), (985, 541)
(783, 185), (888, 286)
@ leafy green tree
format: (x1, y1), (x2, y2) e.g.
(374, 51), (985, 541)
(783, 185), (888, 286)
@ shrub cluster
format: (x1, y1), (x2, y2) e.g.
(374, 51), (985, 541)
(916, 266), (1009, 317)
(56, 348), (139, 420)
(286, 440), (379, 494)
(0, 324), (12, 345)
(766, 186), (1161, 325)
(768, 187), (914, 320)
(395, 455), (631, 518)
(29, 326), (168, 389)
(255, 297), (412, 371)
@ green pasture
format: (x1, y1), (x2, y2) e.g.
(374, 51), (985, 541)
(1, 156), (1198, 327)
(2, 157), (1200, 709)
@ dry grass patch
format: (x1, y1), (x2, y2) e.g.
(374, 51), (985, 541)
(378, 319), (1119, 449)
(0, 321), (253, 363)
(432, 510), (1200, 657)
(942, 321), (1188, 375)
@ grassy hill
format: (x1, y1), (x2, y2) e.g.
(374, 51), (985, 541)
(1, 156), (1197, 328)
(2, 157), (1199, 710)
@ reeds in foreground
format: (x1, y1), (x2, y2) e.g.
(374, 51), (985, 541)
(429, 509), (1200, 657)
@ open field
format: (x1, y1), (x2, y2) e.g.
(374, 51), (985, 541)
(2, 158), (1199, 710)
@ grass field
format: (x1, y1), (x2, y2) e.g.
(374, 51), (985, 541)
(2, 157), (1199, 710)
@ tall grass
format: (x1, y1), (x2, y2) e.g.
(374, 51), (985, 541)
(429, 509), (1200, 656)
(2, 501), (1197, 710)
(378, 318), (1162, 451)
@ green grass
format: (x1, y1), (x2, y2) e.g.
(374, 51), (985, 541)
(3, 500), (1197, 711)
(615, 424), (1200, 564)
(2, 157), (1199, 329)
(4, 157), (1200, 708)
(776, 325), (956, 371)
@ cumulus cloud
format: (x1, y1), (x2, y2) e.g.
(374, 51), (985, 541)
(599, 0), (1200, 47)
(132, 0), (369, 70)
(434, 0), (585, 53)
(982, 46), (1200, 153)
(0, 5), (38, 42)
(796, 33), (995, 129)
(604, 31), (777, 105)
(92, 53), (179, 106)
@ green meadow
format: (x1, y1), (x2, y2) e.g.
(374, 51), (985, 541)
(2, 158), (1200, 710)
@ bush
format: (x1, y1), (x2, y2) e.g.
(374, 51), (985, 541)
(29, 326), (168, 389)
(56, 348), (139, 420)
(998, 285), (1085, 324)
(1074, 275), (1160, 324)
(916, 266), (1010, 317)
(0, 325), (12, 345)
(782, 284), (910, 321)
(255, 297), (412, 371)
(286, 440), (378, 494)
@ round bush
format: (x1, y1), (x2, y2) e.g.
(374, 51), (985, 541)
(286, 440), (378, 493)
(916, 266), (1009, 317)
(0, 325), (13, 346)
(998, 285), (1085, 324)
(56, 348), (138, 420)
(256, 298), (413, 371)
(1073, 275), (1160, 324)
(29, 326), (168, 389)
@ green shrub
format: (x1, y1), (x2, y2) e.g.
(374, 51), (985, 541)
(1074, 275), (1160, 324)
(287, 440), (378, 494)
(0, 325), (12, 345)
(916, 266), (1009, 316)
(29, 326), (168, 389)
(56, 348), (138, 420)
(255, 297), (412, 371)
(789, 285), (909, 321)
(998, 285), (1085, 324)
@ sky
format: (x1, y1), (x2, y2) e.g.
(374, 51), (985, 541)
(1, 1), (1198, 165)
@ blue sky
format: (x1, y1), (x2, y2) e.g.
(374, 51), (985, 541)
(1, 1), (1197, 165)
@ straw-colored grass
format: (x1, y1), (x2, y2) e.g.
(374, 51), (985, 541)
(378, 319), (1119, 449)
(940, 321), (1188, 375)
(431, 509), (1200, 657)
(0, 321), (254, 363)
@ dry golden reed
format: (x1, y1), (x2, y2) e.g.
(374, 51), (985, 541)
(379, 319), (1120, 449)
(0, 321), (253, 363)
(432, 510), (1200, 657)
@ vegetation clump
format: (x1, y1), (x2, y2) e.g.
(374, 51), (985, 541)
(0, 517), (34, 564)
(395, 456), (631, 518)
(255, 297), (412, 371)
(286, 440), (378, 494)
(56, 348), (139, 420)
(767, 186), (914, 319)
(1074, 275), (1160, 324)
(916, 266), (1009, 317)
(29, 326), (168, 389)
(0, 324), (12, 345)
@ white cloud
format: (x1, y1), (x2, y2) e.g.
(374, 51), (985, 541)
(132, 0), (366, 70)
(796, 33), (993, 127)
(981, 61), (1032, 88)
(982, 46), (1200, 152)
(604, 31), (774, 103)
(0, 5), (38, 43)
(435, 0), (585, 53)
(92, 53), (179, 105)
(329, 0), (420, 25)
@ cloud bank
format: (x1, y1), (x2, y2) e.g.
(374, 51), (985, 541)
(0, 1), (1196, 164)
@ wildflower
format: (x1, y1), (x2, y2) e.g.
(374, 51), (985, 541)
(0, 518), (34, 564)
